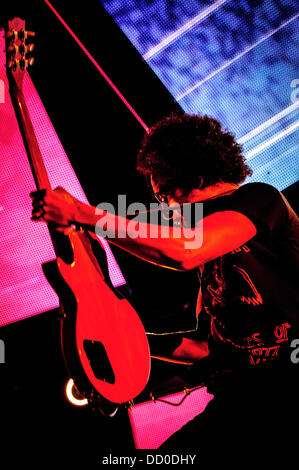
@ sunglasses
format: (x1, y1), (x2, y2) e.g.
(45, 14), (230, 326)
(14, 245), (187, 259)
(146, 175), (168, 204)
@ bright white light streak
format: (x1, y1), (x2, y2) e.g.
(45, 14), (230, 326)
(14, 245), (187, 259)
(245, 121), (299, 160)
(143, 0), (229, 60)
(251, 145), (297, 176)
(176, 13), (299, 101)
(239, 102), (299, 144)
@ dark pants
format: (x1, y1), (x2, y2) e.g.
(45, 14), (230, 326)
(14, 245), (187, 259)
(159, 365), (298, 464)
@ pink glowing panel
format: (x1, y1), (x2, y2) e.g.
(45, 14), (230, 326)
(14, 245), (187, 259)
(128, 387), (214, 449)
(0, 29), (125, 327)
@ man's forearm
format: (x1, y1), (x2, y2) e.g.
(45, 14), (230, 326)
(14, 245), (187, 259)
(73, 201), (257, 272)
(74, 200), (189, 270)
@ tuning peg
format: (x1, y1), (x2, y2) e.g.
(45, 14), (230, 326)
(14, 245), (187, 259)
(8, 59), (19, 71)
(26, 43), (34, 52)
(7, 44), (18, 55)
(18, 43), (34, 56)
(8, 57), (34, 71)
(19, 57), (34, 70)
(6, 29), (18, 40)
(18, 29), (35, 41)
(7, 60), (16, 69)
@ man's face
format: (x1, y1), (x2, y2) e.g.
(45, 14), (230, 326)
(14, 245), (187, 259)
(149, 175), (168, 204)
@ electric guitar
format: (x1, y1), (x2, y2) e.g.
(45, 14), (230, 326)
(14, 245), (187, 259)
(5, 17), (150, 406)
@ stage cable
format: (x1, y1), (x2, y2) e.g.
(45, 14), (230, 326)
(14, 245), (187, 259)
(43, 0), (149, 133)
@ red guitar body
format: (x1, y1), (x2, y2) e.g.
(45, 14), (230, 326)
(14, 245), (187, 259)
(48, 229), (150, 404)
(6, 18), (150, 406)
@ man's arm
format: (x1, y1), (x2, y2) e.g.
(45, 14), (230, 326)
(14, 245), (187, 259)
(93, 208), (256, 271)
(31, 188), (257, 271)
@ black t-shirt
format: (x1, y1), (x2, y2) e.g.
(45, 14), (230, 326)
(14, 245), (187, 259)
(193, 182), (299, 371)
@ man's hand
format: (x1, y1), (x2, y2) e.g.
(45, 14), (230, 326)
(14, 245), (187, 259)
(30, 187), (78, 226)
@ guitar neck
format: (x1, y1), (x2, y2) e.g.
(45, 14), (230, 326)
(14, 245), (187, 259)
(6, 18), (51, 191)
(10, 80), (65, 258)
(6, 18), (67, 259)
(10, 81), (52, 191)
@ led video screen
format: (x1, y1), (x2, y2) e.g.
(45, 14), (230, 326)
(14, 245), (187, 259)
(101, 0), (299, 190)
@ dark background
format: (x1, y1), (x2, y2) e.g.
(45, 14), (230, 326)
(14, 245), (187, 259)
(0, 0), (298, 464)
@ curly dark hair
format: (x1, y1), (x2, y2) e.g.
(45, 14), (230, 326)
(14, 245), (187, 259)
(137, 113), (252, 198)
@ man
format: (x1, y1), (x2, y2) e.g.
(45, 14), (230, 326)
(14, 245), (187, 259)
(31, 114), (299, 461)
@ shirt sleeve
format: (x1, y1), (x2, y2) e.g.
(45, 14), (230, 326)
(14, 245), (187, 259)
(227, 182), (290, 235)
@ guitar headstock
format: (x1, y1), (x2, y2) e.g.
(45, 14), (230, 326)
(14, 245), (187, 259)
(5, 18), (35, 90)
